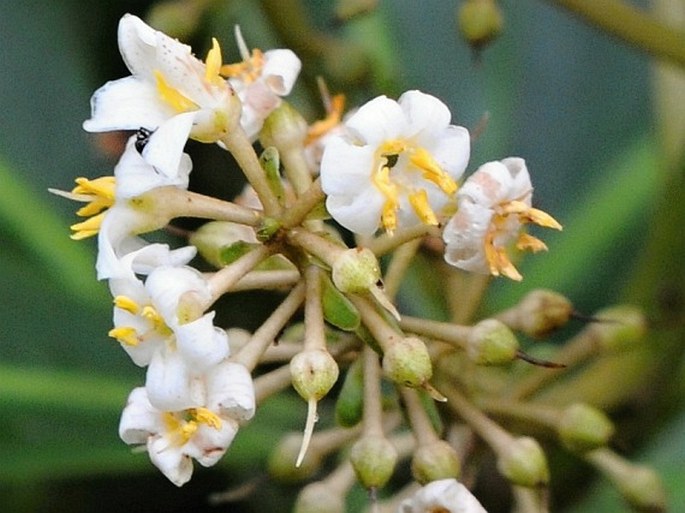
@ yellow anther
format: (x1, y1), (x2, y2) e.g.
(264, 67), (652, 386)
(163, 412), (198, 445)
(410, 147), (458, 196)
(155, 70), (198, 113)
(220, 48), (264, 83)
(72, 176), (116, 200)
(141, 305), (167, 332)
(113, 295), (140, 315)
(372, 166), (400, 233)
(192, 407), (223, 430)
(484, 227), (523, 281)
(205, 38), (224, 86)
(108, 326), (140, 346)
(70, 212), (106, 240)
(408, 189), (438, 226)
(305, 93), (346, 145)
(523, 207), (562, 230)
(179, 421), (199, 443)
(517, 233), (548, 253)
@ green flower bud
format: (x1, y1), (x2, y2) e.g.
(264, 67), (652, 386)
(497, 436), (550, 487)
(260, 101), (309, 149)
(558, 403), (614, 453)
(331, 248), (382, 294)
(349, 435), (398, 489)
(457, 0), (504, 50)
(382, 337), (433, 388)
(268, 433), (322, 483)
(291, 349), (340, 401)
(294, 481), (346, 513)
(514, 289), (573, 338)
(590, 305), (647, 352)
(467, 319), (519, 365)
(411, 440), (461, 484)
(189, 221), (257, 268)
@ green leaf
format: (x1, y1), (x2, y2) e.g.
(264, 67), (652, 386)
(321, 273), (361, 331)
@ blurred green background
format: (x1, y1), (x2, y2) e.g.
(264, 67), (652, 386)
(1, 0), (683, 511)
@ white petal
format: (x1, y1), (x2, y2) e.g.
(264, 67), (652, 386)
(206, 362), (256, 422)
(326, 187), (385, 236)
(442, 202), (492, 274)
(398, 90), (452, 138)
(175, 312), (230, 371)
(500, 157), (532, 204)
(148, 434), (194, 487)
(262, 49), (301, 95)
(141, 113), (195, 180)
(398, 479), (488, 513)
(117, 14), (162, 79)
(145, 266), (211, 327)
(184, 418), (239, 467)
(145, 347), (204, 411)
(119, 387), (164, 445)
(320, 138), (376, 196)
(83, 76), (174, 132)
(424, 125), (471, 181)
(345, 95), (407, 146)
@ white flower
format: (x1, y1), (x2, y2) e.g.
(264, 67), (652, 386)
(119, 363), (255, 486)
(320, 90), (470, 235)
(442, 158), (561, 281)
(108, 265), (230, 410)
(398, 479), (488, 513)
(222, 27), (301, 140)
(83, 14), (239, 144)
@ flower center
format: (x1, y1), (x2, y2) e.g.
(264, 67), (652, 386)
(483, 200), (562, 281)
(163, 407), (222, 446)
(108, 296), (173, 346)
(372, 140), (458, 233)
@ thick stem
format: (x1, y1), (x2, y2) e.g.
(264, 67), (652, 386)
(224, 269), (301, 292)
(547, 0), (685, 67)
(382, 239), (421, 301)
(287, 226), (345, 265)
(222, 127), (281, 216)
(361, 345), (385, 437)
(304, 265), (327, 351)
(207, 244), (276, 304)
(399, 315), (471, 350)
(152, 188), (261, 226)
(367, 224), (440, 257)
(349, 294), (402, 353)
(281, 178), (326, 228)
(399, 387), (439, 446)
(281, 147), (314, 196)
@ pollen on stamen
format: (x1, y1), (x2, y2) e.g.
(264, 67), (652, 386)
(109, 326), (140, 346)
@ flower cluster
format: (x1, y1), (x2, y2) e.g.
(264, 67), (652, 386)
(52, 11), (664, 513)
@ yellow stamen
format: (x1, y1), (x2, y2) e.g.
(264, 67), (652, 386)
(70, 212), (106, 240)
(408, 189), (438, 226)
(163, 412), (198, 445)
(108, 326), (140, 346)
(205, 38), (224, 86)
(220, 48), (264, 83)
(141, 306), (169, 333)
(517, 233), (548, 253)
(523, 207), (563, 230)
(155, 70), (198, 113)
(379, 139), (407, 155)
(305, 93), (346, 145)
(113, 295), (140, 315)
(192, 407), (223, 430)
(409, 147), (457, 196)
(484, 224), (523, 281)
(372, 166), (399, 233)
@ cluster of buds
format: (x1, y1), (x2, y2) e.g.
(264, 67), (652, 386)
(52, 12), (665, 513)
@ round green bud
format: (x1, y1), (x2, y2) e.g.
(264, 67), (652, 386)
(294, 481), (346, 513)
(382, 337), (433, 388)
(457, 0), (504, 50)
(349, 435), (398, 489)
(290, 349), (340, 401)
(331, 248), (382, 294)
(268, 433), (322, 483)
(189, 221), (257, 268)
(260, 101), (309, 149)
(497, 436), (550, 488)
(558, 403), (614, 453)
(590, 305), (647, 352)
(467, 319), (519, 365)
(411, 440), (461, 484)
(516, 289), (573, 338)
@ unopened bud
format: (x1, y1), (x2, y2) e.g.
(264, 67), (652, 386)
(331, 248), (382, 293)
(467, 319), (519, 365)
(457, 0), (504, 50)
(590, 305), (647, 352)
(268, 433), (322, 482)
(189, 221), (257, 268)
(558, 403), (614, 453)
(260, 102), (309, 149)
(382, 337), (433, 388)
(412, 440), (461, 484)
(294, 481), (346, 513)
(290, 349), (340, 400)
(497, 436), (549, 487)
(513, 289), (573, 338)
(349, 435), (398, 489)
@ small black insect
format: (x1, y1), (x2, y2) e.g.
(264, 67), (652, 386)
(134, 127), (154, 153)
